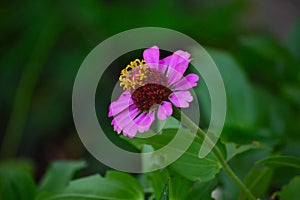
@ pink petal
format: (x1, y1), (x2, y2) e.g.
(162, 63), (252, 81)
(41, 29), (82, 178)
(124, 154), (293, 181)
(159, 56), (171, 74)
(157, 101), (173, 120)
(111, 106), (156, 138)
(172, 74), (199, 90)
(123, 121), (138, 138)
(111, 119), (122, 133)
(135, 111), (155, 133)
(166, 67), (184, 86)
(165, 50), (191, 85)
(123, 111), (155, 138)
(169, 91), (193, 108)
(108, 90), (133, 117)
(111, 106), (140, 135)
(143, 46), (159, 69)
(169, 50), (190, 67)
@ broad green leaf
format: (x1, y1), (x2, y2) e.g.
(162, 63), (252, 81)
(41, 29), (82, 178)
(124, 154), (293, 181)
(151, 117), (180, 133)
(169, 174), (191, 200)
(277, 176), (300, 200)
(252, 87), (287, 140)
(187, 179), (217, 200)
(218, 170), (239, 200)
(226, 142), (269, 161)
(164, 117), (180, 129)
(126, 128), (222, 182)
(219, 147), (271, 200)
(0, 165), (37, 200)
(221, 127), (258, 145)
(147, 169), (192, 200)
(257, 156), (300, 169)
(147, 174), (193, 200)
(159, 180), (169, 200)
(169, 147), (220, 182)
(195, 48), (257, 129)
(239, 166), (273, 200)
(37, 171), (144, 200)
(39, 160), (86, 192)
(221, 87), (287, 145)
(147, 169), (170, 200)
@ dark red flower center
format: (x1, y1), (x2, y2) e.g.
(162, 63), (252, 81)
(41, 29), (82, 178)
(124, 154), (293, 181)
(119, 59), (172, 111)
(131, 83), (172, 111)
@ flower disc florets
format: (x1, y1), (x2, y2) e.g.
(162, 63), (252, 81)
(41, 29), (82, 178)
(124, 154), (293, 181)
(119, 59), (171, 111)
(132, 83), (172, 111)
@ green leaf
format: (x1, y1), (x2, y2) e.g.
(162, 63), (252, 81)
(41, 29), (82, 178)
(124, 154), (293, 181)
(252, 87), (287, 140)
(39, 160), (86, 192)
(239, 166), (273, 199)
(37, 171), (144, 200)
(159, 180), (169, 200)
(277, 176), (300, 200)
(151, 116), (180, 133)
(0, 165), (37, 200)
(147, 169), (170, 200)
(187, 179), (217, 200)
(218, 170), (239, 200)
(194, 48), (257, 129)
(126, 128), (222, 182)
(147, 169), (192, 200)
(257, 156), (300, 169)
(226, 142), (269, 161)
(169, 147), (220, 182)
(169, 175), (191, 200)
(221, 87), (287, 146)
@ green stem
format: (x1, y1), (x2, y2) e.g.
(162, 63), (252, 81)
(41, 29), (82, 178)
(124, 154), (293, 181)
(172, 108), (256, 200)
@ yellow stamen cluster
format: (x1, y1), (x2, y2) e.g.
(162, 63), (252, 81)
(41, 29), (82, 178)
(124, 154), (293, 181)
(119, 59), (148, 91)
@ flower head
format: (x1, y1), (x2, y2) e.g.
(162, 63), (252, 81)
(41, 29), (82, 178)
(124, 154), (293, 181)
(109, 46), (199, 138)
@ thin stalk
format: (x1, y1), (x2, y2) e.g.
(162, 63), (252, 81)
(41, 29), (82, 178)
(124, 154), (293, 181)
(172, 107), (256, 200)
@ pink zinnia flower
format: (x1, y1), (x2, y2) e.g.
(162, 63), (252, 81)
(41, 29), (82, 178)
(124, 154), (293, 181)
(108, 46), (199, 138)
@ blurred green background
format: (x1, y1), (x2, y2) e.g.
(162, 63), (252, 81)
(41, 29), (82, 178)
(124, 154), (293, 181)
(1, 0), (300, 193)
